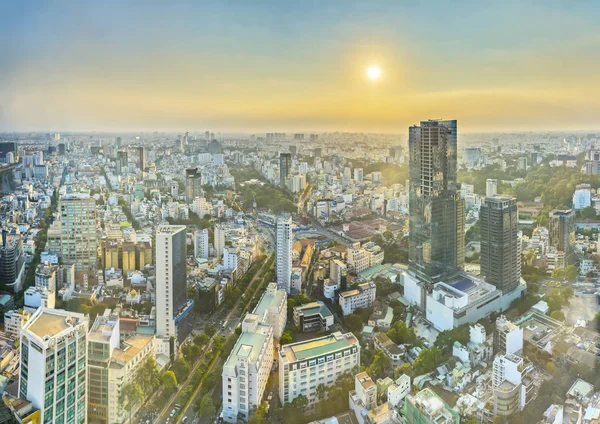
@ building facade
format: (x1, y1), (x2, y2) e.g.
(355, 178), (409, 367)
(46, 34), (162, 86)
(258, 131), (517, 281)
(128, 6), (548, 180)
(19, 308), (88, 424)
(252, 283), (287, 339)
(339, 281), (376, 316)
(276, 216), (293, 293)
(480, 195), (520, 293)
(293, 301), (334, 333)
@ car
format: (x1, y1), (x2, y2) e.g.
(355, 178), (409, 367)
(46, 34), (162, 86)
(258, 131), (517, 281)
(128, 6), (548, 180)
(174, 404), (181, 409)
(182, 418), (188, 423)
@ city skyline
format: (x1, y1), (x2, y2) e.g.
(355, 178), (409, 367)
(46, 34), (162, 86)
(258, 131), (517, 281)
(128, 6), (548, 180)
(2, 1), (600, 133)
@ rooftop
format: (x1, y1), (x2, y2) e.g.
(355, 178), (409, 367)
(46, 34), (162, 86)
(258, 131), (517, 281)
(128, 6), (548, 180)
(281, 331), (358, 364)
(112, 335), (154, 365)
(294, 301), (333, 318)
(156, 225), (186, 235)
(25, 308), (83, 339)
(224, 327), (270, 371)
(253, 283), (287, 320)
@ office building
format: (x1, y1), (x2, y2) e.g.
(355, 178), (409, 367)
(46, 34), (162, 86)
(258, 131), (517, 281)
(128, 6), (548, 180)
(480, 195), (520, 293)
(57, 193), (97, 277)
(339, 281), (376, 316)
(185, 168), (203, 204)
(494, 315), (523, 355)
(0, 142), (17, 162)
(276, 216), (293, 293)
(463, 147), (481, 167)
(279, 153), (291, 188)
(87, 310), (155, 424)
(0, 231), (25, 293)
(194, 229), (209, 259)
(573, 184), (592, 210)
(408, 120), (464, 296)
(486, 179), (498, 197)
(214, 224), (225, 259)
(116, 150), (128, 176)
(279, 332), (360, 406)
(293, 301), (334, 333)
(137, 146), (145, 174)
(155, 225), (187, 356)
(549, 209), (575, 256)
(222, 314), (273, 423)
(252, 283), (287, 339)
(19, 308), (88, 424)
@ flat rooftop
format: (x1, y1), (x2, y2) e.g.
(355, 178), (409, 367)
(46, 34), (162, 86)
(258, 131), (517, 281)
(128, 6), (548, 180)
(224, 330), (269, 370)
(281, 332), (358, 363)
(27, 310), (76, 339)
(295, 301), (332, 318)
(156, 225), (186, 235)
(253, 284), (286, 319)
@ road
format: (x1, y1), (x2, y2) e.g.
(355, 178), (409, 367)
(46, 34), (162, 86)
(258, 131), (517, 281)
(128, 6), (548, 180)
(176, 253), (275, 424)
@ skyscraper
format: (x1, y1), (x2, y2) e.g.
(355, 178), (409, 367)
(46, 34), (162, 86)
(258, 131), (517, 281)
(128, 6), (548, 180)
(408, 119), (464, 287)
(214, 224), (225, 259)
(480, 195), (520, 293)
(279, 153), (291, 188)
(549, 209), (575, 257)
(19, 307), (88, 424)
(194, 228), (209, 259)
(59, 193), (97, 280)
(116, 150), (128, 176)
(0, 230), (25, 293)
(137, 146), (146, 175)
(185, 168), (202, 204)
(276, 216), (293, 293)
(155, 225), (187, 356)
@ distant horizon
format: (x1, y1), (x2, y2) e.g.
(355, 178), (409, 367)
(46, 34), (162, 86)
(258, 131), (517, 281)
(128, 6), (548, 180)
(2, 1), (600, 132)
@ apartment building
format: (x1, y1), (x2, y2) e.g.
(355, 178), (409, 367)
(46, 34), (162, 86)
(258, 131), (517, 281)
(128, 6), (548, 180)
(278, 332), (360, 406)
(293, 301), (334, 333)
(252, 283), (287, 339)
(339, 281), (376, 316)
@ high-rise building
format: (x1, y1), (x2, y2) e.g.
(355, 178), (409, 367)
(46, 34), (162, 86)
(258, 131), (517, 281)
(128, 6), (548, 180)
(155, 225), (187, 356)
(58, 193), (97, 277)
(486, 179), (498, 197)
(0, 230), (25, 293)
(222, 314), (273, 423)
(276, 216), (293, 293)
(480, 195), (520, 293)
(279, 153), (291, 188)
(214, 224), (225, 259)
(185, 168), (203, 204)
(463, 147), (481, 167)
(353, 168), (363, 183)
(19, 308), (88, 424)
(549, 209), (575, 256)
(278, 332), (360, 406)
(408, 119), (464, 290)
(0, 142), (17, 162)
(573, 183), (592, 210)
(116, 150), (128, 176)
(87, 310), (155, 424)
(252, 282), (287, 339)
(137, 146), (146, 175)
(194, 229), (209, 259)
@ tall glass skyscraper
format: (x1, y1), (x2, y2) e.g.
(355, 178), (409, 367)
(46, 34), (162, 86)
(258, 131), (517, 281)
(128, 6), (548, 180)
(408, 120), (464, 286)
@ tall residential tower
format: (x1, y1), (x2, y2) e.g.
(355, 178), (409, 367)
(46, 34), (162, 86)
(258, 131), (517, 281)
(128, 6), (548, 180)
(276, 216), (293, 293)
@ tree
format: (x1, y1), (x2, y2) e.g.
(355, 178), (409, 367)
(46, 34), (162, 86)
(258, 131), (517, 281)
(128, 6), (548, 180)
(205, 325), (217, 337)
(564, 265), (578, 282)
(291, 394), (308, 409)
(550, 310), (565, 321)
(368, 351), (391, 380)
(248, 402), (269, 424)
(136, 357), (161, 396)
(551, 268), (565, 280)
(182, 344), (201, 362)
(580, 206), (597, 219)
(316, 384), (327, 401)
(162, 371), (177, 393)
(196, 393), (215, 418)
(386, 321), (418, 346)
(118, 382), (144, 423)
(414, 347), (444, 375)
(194, 333), (209, 347)
(344, 314), (363, 332)
(280, 331), (293, 345)
(395, 363), (413, 378)
(545, 362), (557, 374)
(172, 358), (190, 382)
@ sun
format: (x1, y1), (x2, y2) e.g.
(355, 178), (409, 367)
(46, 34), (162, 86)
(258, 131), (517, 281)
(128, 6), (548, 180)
(367, 66), (381, 80)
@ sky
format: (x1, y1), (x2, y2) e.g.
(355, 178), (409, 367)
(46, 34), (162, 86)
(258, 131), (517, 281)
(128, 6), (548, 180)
(1, 0), (600, 134)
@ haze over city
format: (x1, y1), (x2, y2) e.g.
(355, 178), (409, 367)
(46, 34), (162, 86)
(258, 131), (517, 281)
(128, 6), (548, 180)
(2, 1), (600, 133)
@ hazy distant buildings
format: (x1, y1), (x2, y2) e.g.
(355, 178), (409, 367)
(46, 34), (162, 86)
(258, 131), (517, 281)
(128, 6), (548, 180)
(408, 119), (464, 296)
(137, 146), (146, 174)
(480, 195), (520, 293)
(486, 179), (498, 197)
(463, 147), (481, 168)
(185, 168), (203, 204)
(573, 184), (592, 210)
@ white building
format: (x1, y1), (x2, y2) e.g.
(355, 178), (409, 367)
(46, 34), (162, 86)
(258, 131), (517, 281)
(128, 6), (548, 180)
(323, 279), (339, 300)
(279, 332), (360, 406)
(347, 246), (370, 274)
(155, 225), (187, 357)
(222, 314), (274, 423)
(424, 273), (524, 331)
(214, 224), (225, 259)
(339, 281), (376, 316)
(24, 286), (55, 310)
(486, 179), (498, 197)
(329, 259), (346, 286)
(3, 309), (31, 339)
(19, 308), (88, 423)
(573, 184), (592, 210)
(492, 353), (534, 416)
(194, 229), (210, 259)
(495, 315), (523, 355)
(388, 374), (411, 408)
(349, 372), (377, 424)
(224, 247), (239, 271)
(276, 216), (293, 293)
(252, 283), (287, 339)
